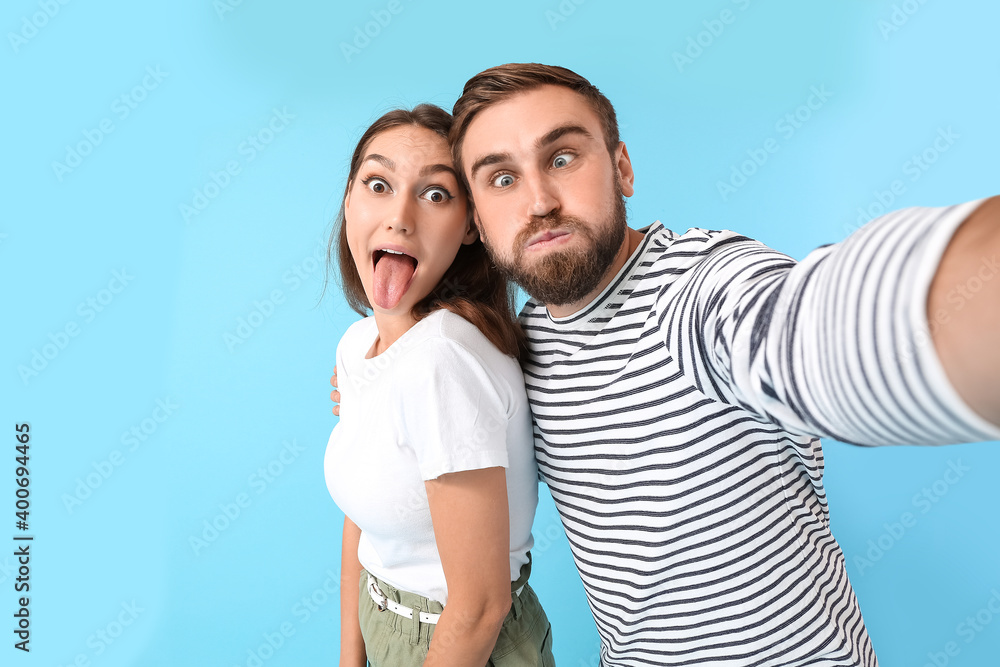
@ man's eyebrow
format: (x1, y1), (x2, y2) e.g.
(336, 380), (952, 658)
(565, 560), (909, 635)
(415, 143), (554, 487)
(469, 152), (512, 182)
(468, 125), (596, 182)
(419, 163), (458, 179)
(361, 154), (394, 170)
(536, 125), (594, 149)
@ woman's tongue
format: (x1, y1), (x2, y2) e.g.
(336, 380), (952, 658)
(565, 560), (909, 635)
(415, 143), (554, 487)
(373, 253), (416, 310)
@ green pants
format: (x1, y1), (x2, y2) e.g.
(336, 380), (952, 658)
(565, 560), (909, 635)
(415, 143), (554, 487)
(359, 556), (555, 666)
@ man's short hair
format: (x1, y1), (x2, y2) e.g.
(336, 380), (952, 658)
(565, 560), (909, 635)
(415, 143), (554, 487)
(450, 63), (620, 186)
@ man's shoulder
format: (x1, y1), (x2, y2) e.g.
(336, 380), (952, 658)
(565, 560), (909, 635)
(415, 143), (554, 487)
(647, 222), (755, 249)
(644, 225), (787, 281)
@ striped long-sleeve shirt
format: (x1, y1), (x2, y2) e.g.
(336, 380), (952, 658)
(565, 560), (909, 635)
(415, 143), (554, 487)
(520, 201), (1000, 666)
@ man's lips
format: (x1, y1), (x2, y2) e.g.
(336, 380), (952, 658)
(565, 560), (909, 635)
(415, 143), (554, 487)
(524, 229), (572, 251)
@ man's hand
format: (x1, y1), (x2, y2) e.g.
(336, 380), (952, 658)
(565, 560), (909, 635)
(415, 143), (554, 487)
(330, 366), (341, 416)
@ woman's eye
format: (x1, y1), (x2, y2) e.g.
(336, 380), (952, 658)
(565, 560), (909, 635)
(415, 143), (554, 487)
(366, 178), (389, 194)
(420, 188), (451, 203)
(492, 174), (515, 188)
(552, 153), (574, 168)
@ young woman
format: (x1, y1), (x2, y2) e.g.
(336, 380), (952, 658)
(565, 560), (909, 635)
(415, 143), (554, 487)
(324, 104), (555, 667)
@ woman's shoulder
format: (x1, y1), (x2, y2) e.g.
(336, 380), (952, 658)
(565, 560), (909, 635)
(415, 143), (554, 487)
(337, 316), (377, 359)
(405, 309), (524, 389)
(415, 310), (510, 362)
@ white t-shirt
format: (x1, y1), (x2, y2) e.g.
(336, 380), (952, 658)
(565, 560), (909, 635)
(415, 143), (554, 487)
(325, 308), (537, 605)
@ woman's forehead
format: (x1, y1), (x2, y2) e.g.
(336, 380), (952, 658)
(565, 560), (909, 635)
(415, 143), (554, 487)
(366, 125), (453, 168)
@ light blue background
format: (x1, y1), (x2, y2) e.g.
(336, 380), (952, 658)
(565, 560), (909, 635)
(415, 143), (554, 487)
(4, 1), (999, 665)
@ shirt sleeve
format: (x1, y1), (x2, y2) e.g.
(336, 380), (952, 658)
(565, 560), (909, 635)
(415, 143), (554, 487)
(395, 336), (510, 480)
(659, 199), (1000, 446)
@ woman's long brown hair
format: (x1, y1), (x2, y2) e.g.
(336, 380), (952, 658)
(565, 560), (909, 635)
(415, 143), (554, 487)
(324, 104), (525, 358)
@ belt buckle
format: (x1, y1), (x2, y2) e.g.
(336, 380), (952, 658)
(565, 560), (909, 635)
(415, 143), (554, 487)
(370, 580), (388, 612)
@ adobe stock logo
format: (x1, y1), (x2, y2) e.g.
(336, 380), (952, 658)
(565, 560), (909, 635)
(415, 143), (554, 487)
(921, 589), (1000, 667)
(189, 439), (306, 556)
(7, 0), (72, 54)
(340, 0), (410, 64)
(180, 107), (294, 224)
(877, 0), (931, 41)
(716, 85), (833, 201)
(672, 0), (752, 73)
(213, 0), (245, 20)
(51, 66), (169, 182)
(57, 600), (145, 666)
(852, 459), (970, 576)
(545, 0), (587, 31)
(62, 398), (180, 514)
(223, 234), (329, 352)
(18, 269), (134, 386)
(849, 127), (959, 233)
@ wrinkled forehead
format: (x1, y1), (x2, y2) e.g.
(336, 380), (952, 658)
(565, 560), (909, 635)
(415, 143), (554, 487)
(460, 86), (605, 165)
(365, 125), (453, 170)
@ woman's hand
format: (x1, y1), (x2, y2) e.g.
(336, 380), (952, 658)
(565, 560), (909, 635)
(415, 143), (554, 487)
(423, 467), (511, 667)
(330, 366), (341, 416)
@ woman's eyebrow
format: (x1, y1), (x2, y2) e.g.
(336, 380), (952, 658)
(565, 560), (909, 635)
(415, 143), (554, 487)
(361, 154), (394, 170)
(419, 163), (458, 179)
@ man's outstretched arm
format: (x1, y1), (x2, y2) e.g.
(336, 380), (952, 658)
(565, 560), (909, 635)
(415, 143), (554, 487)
(662, 196), (1000, 446)
(928, 195), (1000, 426)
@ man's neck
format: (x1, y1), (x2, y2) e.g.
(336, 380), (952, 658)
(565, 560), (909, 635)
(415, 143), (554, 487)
(545, 227), (645, 318)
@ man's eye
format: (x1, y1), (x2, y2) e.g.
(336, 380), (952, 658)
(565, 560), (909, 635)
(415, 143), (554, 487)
(420, 188), (452, 203)
(492, 174), (515, 188)
(552, 153), (574, 168)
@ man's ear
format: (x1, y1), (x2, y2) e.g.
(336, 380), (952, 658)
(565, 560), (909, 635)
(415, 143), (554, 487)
(615, 141), (635, 197)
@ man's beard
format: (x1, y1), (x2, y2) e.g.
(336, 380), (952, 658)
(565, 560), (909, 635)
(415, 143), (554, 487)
(481, 186), (628, 308)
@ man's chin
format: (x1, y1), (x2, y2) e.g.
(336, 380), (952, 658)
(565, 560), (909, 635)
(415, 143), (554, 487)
(512, 249), (609, 306)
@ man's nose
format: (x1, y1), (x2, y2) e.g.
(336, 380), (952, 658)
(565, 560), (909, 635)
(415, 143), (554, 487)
(525, 175), (559, 219)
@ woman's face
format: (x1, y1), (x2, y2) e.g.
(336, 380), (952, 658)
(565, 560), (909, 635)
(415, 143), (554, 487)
(345, 125), (474, 315)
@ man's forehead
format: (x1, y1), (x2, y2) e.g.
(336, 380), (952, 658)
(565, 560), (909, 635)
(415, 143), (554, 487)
(462, 85), (603, 154)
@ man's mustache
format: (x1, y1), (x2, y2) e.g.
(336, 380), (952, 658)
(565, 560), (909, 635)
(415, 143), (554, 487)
(513, 214), (588, 251)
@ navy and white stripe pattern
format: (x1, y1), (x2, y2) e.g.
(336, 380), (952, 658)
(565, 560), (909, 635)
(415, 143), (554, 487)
(521, 202), (999, 666)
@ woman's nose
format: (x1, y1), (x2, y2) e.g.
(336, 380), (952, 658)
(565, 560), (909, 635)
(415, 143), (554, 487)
(384, 195), (415, 233)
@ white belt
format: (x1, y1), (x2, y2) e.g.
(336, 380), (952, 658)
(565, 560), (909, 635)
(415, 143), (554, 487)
(368, 575), (442, 624)
(366, 575), (524, 626)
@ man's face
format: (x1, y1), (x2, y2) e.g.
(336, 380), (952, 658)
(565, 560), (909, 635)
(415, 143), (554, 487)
(460, 85), (635, 307)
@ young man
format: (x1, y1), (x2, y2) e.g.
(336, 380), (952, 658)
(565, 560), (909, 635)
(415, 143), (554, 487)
(448, 63), (1000, 666)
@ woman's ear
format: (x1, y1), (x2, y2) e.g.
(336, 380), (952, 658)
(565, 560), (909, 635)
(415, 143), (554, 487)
(462, 211), (480, 245)
(344, 177), (358, 213)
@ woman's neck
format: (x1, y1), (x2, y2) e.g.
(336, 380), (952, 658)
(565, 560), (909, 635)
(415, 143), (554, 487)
(368, 310), (420, 358)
